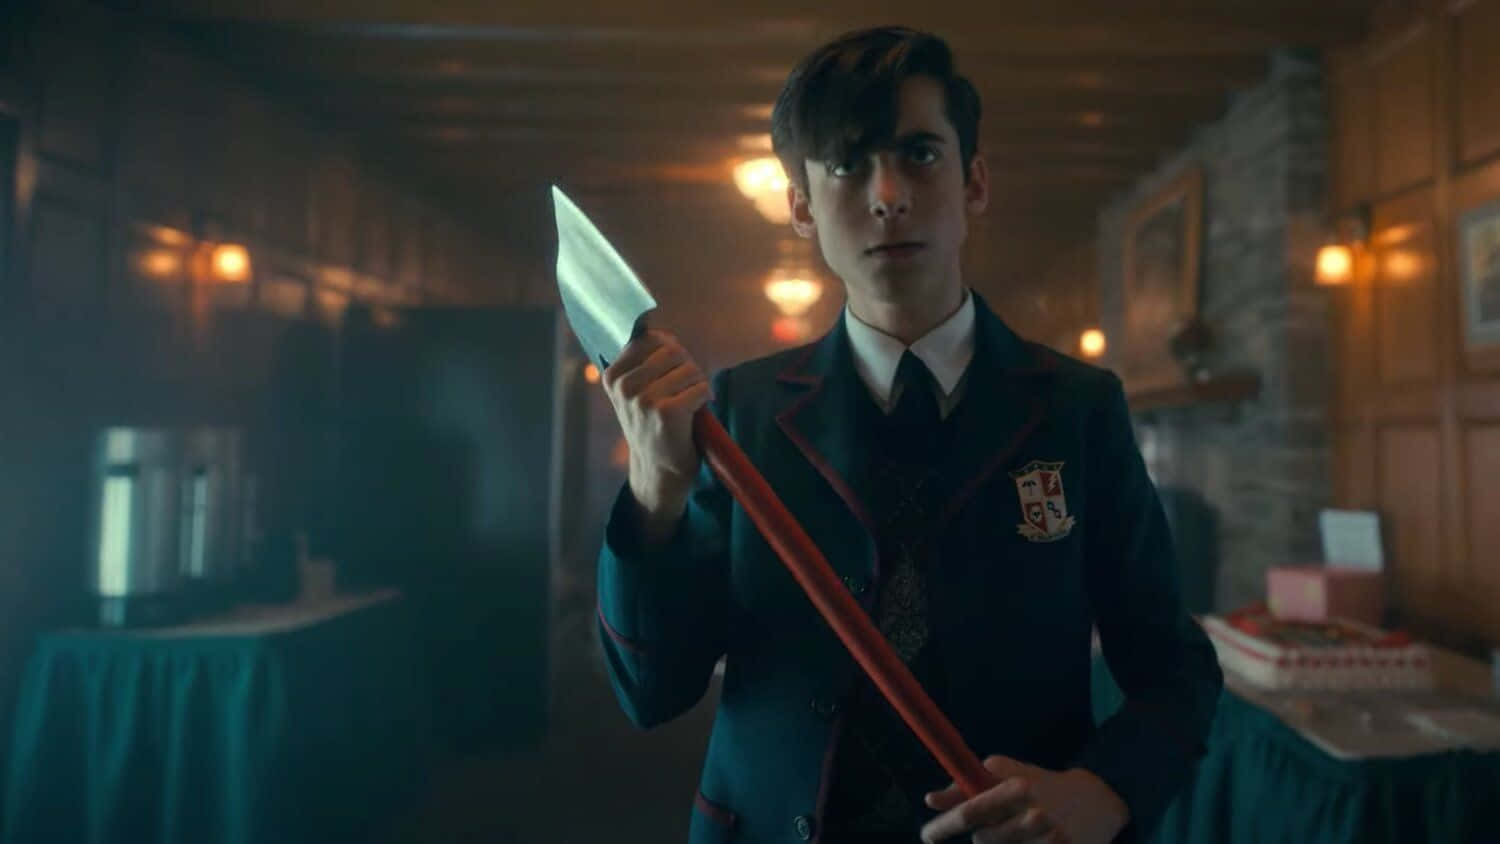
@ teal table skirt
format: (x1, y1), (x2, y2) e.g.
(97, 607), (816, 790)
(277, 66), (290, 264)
(1091, 656), (1500, 843)
(2, 593), (433, 844)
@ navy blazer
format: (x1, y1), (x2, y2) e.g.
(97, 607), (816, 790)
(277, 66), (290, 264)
(596, 291), (1222, 843)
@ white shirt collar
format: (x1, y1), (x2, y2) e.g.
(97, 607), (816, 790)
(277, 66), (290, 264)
(844, 289), (976, 406)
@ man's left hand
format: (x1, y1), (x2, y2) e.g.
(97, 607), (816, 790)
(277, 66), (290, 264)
(919, 755), (1129, 844)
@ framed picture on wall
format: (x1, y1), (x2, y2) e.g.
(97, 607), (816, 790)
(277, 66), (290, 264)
(1459, 198), (1500, 351)
(1121, 166), (1204, 392)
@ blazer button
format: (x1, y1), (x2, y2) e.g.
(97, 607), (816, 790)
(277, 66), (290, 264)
(793, 814), (814, 840)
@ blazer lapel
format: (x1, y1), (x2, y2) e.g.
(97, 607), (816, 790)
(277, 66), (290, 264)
(769, 296), (1060, 591)
(773, 313), (883, 595)
(935, 293), (1060, 530)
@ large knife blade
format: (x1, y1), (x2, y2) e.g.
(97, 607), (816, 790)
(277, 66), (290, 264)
(550, 184), (995, 800)
(553, 185), (658, 369)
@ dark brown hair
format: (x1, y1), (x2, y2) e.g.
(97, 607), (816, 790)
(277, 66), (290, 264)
(770, 27), (982, 191)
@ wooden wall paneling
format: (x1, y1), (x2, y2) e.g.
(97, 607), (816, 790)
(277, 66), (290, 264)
(215, 90), (277, 237)
(1377, 425), (1447, 620)
(1458, 379), (1500, 417)
(449, 224), (469, 300)
(117, 44), (199, 216)
(1329, 57), (1376, 211)
(1372, 189), (1441, 384)
(0, 114), (16, 302)
(1369, 382), (1446, 423)
(1455, 0), (1500, 167)
(29, 155), (109, 309)
(1428, 1), (1470, 648)
(1331, 266), (1375, 420)
(1374, 23), (1437, 197)
(1463, 424), (1500, 637)
(1332, 42), (1374, 518)
(1332, 423), (1378, 509)
(459, 228), (492, 301)
(311, 147), (359, 269)
(28, 194), (105, 312)
(424, 218), (450, 301)
(393, 194), (423, 290)
(357, 176), (393, 281)
(193, 78), (234, 232)
(265, 121), (313, 255)
(32, 14), (112, 175)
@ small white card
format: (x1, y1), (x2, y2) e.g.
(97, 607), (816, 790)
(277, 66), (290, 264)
(1319, 510), (1385, 571)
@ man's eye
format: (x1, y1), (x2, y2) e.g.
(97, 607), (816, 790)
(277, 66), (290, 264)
(909, 146), (938, 164)
(829, 159), (861, 177)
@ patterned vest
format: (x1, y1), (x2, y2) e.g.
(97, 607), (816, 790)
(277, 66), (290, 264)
(822, 352), (961, 843)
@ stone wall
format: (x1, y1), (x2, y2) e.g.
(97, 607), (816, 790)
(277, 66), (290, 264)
(1098, 50), (1335, 612)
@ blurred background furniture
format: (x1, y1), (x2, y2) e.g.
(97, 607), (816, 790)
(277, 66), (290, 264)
(1, 589), (430, 844)
(1091, 641), (1500, 843)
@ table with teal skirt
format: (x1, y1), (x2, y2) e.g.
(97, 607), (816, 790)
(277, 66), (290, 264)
(2, 589), (433, 844)
(1091, 653), (1500, 843)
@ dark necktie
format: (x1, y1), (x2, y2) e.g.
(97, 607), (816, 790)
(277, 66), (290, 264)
(876, 349), (942, 663)
(821, 351), (950, 841)
(890, 349), (942, 433)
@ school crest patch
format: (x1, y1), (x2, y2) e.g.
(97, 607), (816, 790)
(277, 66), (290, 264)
(1010, 460), (1076, 543)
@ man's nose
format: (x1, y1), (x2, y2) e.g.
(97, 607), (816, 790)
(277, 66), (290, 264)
(868, 160), (910, 220)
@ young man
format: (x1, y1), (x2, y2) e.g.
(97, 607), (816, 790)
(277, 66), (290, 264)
(596, 27), (1222, 844)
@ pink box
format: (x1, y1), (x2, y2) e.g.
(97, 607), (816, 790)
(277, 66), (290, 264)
(1267, 565), (1385, 627)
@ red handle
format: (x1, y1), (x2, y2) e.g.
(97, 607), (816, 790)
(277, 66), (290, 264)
(693, 407), (995, 798)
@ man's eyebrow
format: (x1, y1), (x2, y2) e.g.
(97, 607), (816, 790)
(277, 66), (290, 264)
(895, 131), (946, 145)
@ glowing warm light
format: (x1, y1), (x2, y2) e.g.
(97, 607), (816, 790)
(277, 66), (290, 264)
(771, 316), (811, 344)
(1382, 249), (1424, 283)
(737, 133), (773, 152)
(1373, 223), (1421, 247)
(136, 249), (181, 279)
(583, 363), (601, 384)
(1079, 329), (1107, 358)
(211, 244), (252, 283)
(734, 157), (791, 224)
(135, 223), (193, 247)
(764, 276), (822, 317)
(1316, 243), (1354, 286)
(610, 436), (630, 469)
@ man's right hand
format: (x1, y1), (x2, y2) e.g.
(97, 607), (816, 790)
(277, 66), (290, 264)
(600, 329), (713, 546)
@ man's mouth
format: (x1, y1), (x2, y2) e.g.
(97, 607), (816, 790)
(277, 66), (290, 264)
(865, 241), (926, 257)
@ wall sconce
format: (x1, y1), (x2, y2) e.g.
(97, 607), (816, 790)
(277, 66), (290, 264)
(734, 156), (791, 224)
(1316, 205), (1370, 287)
(1079, 328), (1107, 359)
(190, 241), (253, 285)
(583, 363), (601, 384)
(765, 275), (822, 317)
(764, 238), (823, 317)
(134, 248), (183, 280)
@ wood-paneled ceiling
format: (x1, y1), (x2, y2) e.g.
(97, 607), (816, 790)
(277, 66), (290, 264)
(137, 0), (1377, 227)
(119, 0), (1380, 359)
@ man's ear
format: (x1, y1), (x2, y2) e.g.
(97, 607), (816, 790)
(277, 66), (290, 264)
(965, 153), (990, 215)
(789, 183), (816, 238)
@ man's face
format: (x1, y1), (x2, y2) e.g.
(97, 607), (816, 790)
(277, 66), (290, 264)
(789, 75), (988, 311)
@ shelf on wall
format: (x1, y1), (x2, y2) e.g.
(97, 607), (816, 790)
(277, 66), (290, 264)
(1127, 371), (1261, 413)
